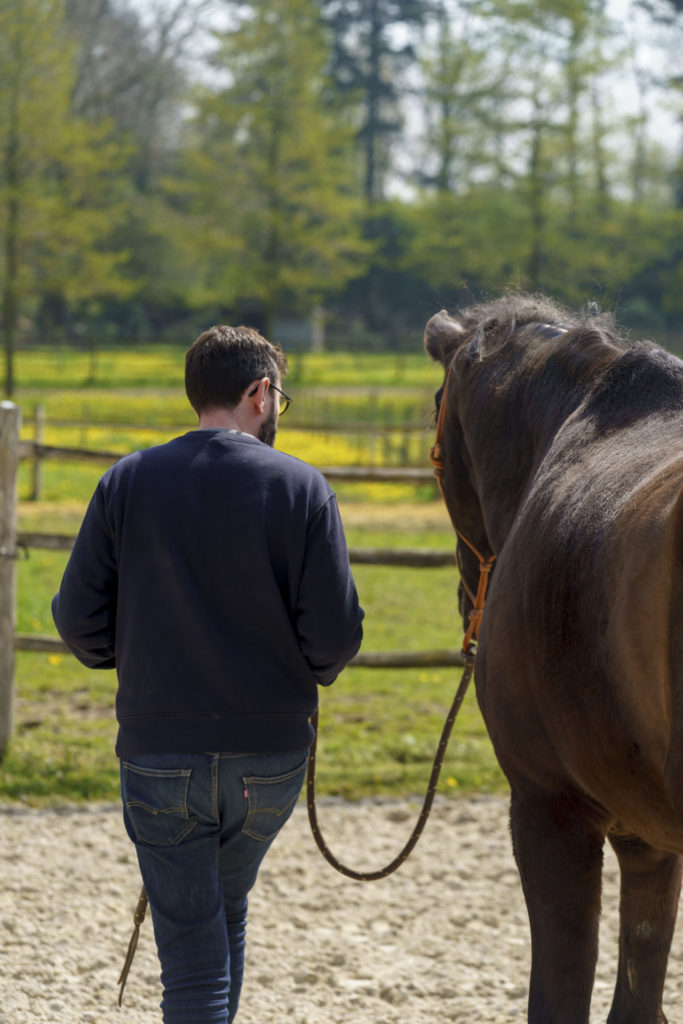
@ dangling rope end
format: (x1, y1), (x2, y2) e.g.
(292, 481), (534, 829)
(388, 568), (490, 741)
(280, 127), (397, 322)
(118, 927), (139, 1005)
(118, 885), (148, 1006)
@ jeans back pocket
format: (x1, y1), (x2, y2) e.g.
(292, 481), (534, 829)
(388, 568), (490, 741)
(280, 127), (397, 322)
(242, 757), (308, 842)
(122, 761), (196, 847)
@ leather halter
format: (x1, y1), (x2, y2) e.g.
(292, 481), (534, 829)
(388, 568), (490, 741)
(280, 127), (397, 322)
(429, 362), (496, 654)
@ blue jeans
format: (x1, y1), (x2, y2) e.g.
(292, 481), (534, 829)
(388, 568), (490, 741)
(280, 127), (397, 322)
(120, 749), (309, 1023)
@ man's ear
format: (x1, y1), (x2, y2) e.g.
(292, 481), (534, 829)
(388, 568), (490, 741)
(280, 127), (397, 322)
(249, 377), (270, 413)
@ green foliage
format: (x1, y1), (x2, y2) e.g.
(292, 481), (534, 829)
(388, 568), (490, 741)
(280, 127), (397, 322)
(0, 0), (130, 281)
(401, 188), (531, 295)
(0, 0), (133, 394)
(320, 0), (431, 203)
(164, 0), (371, 334)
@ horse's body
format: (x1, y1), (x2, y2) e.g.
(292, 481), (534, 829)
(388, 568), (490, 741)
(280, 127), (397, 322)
(424, 294), (683, 1024)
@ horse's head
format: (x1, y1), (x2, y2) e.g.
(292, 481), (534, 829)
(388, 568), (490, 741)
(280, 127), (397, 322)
(424, 308), (495, 637)
(424, 293), (621, 641)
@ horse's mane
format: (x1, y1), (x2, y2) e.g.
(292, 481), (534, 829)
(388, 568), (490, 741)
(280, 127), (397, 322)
(459, 291), (623, 354)
(459, 291), (683, 428)
(585, 341), (683, 430)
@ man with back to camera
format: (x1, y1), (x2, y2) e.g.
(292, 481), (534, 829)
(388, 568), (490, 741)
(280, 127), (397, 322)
(52, 324), (364, 1023)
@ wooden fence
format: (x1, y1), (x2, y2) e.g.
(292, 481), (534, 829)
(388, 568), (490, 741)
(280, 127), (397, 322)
(1, 403), (465, 755)
(24, 404), (434, 499)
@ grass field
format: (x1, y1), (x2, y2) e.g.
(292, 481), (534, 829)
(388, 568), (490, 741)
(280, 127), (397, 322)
(3, 347), (507, 807)
(12, 345), (441, 391)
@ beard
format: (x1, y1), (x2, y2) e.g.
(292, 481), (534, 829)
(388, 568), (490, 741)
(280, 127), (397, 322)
(258, 400), (278, 447)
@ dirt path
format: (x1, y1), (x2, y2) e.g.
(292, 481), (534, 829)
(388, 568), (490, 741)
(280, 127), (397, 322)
(1, 796), (683, 1023)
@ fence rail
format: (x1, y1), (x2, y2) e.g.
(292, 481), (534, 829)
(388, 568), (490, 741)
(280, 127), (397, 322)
(19, 440), (124, 464)
(25, 414), (427, 436)
(13, 632), (467, 667)
(18, 438), (437, 485)
(16, 530), (455, 565)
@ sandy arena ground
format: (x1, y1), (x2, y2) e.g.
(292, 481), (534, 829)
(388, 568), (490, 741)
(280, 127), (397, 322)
(2, 795), (683, 1023)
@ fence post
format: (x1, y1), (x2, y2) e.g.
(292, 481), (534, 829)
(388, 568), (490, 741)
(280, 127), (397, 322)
(31, 402), (45, 501)
(0, 401), (21, 759)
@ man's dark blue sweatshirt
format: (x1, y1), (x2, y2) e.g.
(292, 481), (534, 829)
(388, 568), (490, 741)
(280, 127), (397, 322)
(52, 429), (364, 756)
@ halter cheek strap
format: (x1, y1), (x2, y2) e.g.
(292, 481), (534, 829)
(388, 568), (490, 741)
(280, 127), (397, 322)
(429, 363), (496, 654)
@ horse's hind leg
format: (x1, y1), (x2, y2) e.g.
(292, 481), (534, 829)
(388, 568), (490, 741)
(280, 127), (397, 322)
(509, 786), (607, 1024)
(606, 834), (682, 1024)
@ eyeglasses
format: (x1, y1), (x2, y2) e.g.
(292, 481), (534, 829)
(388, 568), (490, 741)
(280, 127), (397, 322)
(248, 380), (293, 415)
(270, 382), (293, 415)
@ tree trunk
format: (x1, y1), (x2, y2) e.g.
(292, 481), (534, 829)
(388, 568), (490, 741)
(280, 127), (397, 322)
(365, 0), (382, 205)
(527, 111), (545, 289)
(565, 19), (584, 230)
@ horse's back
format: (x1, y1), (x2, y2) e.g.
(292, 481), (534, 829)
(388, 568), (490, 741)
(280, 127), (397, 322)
(478, 414), (683, 848)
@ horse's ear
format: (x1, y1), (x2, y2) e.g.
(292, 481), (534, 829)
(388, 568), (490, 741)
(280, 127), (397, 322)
(424, 310), (466, 367)
(468, 318), (510, 361)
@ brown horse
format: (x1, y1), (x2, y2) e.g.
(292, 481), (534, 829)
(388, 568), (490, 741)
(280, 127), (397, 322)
(424, 292), (683, 1024)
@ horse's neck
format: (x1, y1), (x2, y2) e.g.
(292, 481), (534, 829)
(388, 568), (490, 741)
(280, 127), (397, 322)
(468, 378), (589, 552)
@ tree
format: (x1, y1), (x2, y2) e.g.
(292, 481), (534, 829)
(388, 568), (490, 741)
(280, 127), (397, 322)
(52, 0), (219, 340)
(418, 0), (507, 195)
(320, 0), (431, 204)
(66, 0), (213, 193)
(167, 0), (370, 337)
(415, 1), (609, 283)
(0, 0), (131, 394)
(632, 0), (683, 207)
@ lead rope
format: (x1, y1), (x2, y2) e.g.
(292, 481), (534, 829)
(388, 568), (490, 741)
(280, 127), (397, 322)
(305, 647), (476, 881)
(304, 362), (495, 881)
